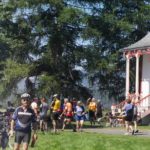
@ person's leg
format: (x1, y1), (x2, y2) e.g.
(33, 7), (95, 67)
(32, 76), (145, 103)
(52, 112), (58, 133)
(80, 120), (84, 131)
(76, 120), (80, 131)
(68, 118), (73, 129)
(62, 118), (67, 131)
(129, 122), (134, 135)
(52, 120), (56, 132)
(43, 120), (48, 131)
(88, 111), (92, 126)
(91, 111), (96, 125)
(40, 120), (44, 131)
(14, 143), (21, 150)
(133, 121), (138, 132)
(31, 133), (38, 147)
(22, 131), (31, 150)
(125, 121), (129, 134)
(55, 113), (60, 133)
(14, 131), (23, 150)
(93, 111), (96, 125)
(22, 143), (29, 150)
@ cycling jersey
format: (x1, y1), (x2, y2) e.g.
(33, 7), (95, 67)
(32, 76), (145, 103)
(12, 106), (36, 132)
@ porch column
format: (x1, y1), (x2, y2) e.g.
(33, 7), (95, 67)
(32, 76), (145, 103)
(125, 53), (130, 98)
(135, 52), (140, 100)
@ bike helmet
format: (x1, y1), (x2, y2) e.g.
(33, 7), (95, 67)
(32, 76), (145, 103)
(21, 93), (30, 99)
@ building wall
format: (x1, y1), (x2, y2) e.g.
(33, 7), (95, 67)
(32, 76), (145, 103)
(141, 54), (150, 109)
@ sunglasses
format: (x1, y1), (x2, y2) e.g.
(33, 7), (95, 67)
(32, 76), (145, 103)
(22, 98), (30, 101)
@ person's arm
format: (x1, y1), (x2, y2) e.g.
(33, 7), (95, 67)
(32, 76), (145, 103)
(9, 108), (18, 136)
(50, 100), (55, 110)
(9, 119), (15, 136)
(95, 103), (97, 114)
(60, 107), (65, 117)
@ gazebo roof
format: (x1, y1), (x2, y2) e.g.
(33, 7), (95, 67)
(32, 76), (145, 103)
(122, 32), (150, 51)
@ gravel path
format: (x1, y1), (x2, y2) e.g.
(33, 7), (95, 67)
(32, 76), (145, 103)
(84, 128), (150, 137)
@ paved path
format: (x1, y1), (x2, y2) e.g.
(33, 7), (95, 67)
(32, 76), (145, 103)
(84, 128), (150, 137)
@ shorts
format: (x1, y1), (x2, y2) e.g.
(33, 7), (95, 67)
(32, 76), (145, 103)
(88, 110), (96, 120)
(125, 115), (132, 122)
(52, 112), (60, 120)
(75, 115), (85, 121)
(64, 115), (73, 121)
(15, 131), (31, 144)
(40, 115), (47, 121)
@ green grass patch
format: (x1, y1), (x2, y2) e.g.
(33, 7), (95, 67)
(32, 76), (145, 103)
(30, 131), (150, 150)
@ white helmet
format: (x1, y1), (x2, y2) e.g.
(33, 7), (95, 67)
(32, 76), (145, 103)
(21, 93), (30, 99)
(53, 94), (58, 98)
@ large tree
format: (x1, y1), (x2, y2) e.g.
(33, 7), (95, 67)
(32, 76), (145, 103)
(0, 0), (91, 98)
(0, 0), (150, 101)
(75, 0), (150, 101)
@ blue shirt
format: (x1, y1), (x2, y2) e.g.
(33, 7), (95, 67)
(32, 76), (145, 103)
(124, 103), (133, 116)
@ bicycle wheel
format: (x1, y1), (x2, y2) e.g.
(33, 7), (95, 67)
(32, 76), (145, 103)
(1, 131), (9, 149)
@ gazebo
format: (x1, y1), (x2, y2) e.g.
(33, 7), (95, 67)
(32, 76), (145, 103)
(123, 32), (150, 113)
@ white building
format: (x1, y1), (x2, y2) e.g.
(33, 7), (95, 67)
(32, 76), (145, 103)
(121, 32), (150, 124)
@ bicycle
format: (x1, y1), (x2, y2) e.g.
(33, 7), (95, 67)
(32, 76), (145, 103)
(0, 111), (14, 150)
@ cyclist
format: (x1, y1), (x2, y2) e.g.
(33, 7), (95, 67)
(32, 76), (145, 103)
(61, 98), (73, 131)
(50, 94), (61, 133)
(9, 93), (37, 150)
(39, 97), (49, 132)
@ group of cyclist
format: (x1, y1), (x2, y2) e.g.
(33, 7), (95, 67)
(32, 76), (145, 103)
(0, 93), (103, 150)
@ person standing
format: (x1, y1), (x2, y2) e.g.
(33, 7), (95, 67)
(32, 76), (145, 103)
(75, 101), (85, 132)
(50, 94), (61, 133)
(111, 104), (116, 117)
(123, 99), (134, 135)
(61, 98), (73, 131)
(39, 97), (49, 132)
(9, 93), (37, 150)
(88, 98), (97, 126)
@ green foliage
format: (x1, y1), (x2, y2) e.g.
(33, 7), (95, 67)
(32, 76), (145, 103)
(37, 74), (61, 96)
(3, 59), (30, 79)
(78, 0), (150, 101)
(0, 59), (30, 96)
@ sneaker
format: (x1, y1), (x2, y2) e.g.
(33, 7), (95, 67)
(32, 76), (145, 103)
(132, 130), (134, 135)
(135, 130), (139, 133)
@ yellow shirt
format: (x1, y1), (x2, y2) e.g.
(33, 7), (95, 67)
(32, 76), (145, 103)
(53, 99), (61, 111)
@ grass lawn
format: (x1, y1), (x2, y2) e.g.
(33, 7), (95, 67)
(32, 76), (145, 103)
(30, 130), (150, 150)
